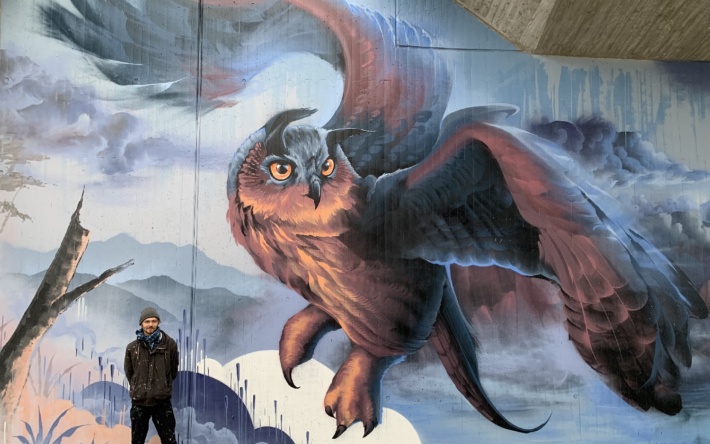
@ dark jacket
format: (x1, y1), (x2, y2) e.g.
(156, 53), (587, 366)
(124, 331), (179, 406)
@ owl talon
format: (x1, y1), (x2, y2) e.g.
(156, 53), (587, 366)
(323, 346), (397, 438)
(283, 368), (299, 389)
(332, 425), (348, 439)
(363, 420), (377, 437)
(280, 305), (341, 390)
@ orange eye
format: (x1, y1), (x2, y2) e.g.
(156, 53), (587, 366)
(269, 161), (293, 181)
(321, 158), (335, 176)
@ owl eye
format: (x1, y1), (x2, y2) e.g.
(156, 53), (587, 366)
(321, 158), (336, 177)
(269, 161), (293, 181)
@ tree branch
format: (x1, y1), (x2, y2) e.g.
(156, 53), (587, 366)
(52, 260), (135, 313)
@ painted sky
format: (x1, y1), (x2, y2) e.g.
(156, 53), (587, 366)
(1, 0), (708, 281)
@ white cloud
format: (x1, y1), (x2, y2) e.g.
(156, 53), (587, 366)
(197, 350), (422, 444)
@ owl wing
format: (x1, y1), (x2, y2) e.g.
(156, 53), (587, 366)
(41, 0), (338, 110)
(42, 0), (451, 176)
(297, 0), (453, 176)
(359, 106), (709, 414)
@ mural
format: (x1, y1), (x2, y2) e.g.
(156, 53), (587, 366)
(1, 0), (709, 442)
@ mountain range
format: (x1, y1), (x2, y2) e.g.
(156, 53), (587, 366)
(2, 268), (309, 365)
(0, 233), (269, 296)
(0, 231), (351, 367)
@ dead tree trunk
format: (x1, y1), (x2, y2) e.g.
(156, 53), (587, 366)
(0, 192), (133, 423)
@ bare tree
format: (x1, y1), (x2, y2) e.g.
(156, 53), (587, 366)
(0, 192), (133, 424)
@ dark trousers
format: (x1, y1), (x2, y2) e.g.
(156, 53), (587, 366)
(130, 399), (177, 444)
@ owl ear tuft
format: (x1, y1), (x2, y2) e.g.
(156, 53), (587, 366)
(264, 108), (317, 154)
(326, 128), (370, 151)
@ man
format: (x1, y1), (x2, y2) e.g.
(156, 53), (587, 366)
(125, 307), (179, 444)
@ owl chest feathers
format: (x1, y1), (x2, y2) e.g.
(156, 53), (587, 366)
(230, 193), (444, 356)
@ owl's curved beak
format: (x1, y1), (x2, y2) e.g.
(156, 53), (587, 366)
(307, 177), (321, 209)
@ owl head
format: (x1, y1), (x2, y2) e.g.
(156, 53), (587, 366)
(228, 109), (366, 224)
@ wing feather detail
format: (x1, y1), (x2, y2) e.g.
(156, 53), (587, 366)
(432, 282), (548, 433)
(363, 106), (707, 414)
(454, 118), (706, 412)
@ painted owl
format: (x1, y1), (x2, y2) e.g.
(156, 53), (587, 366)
(226, 107), (708, 437)
(43, 0), (709, 438)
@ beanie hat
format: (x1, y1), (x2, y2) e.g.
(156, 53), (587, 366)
(139, 307), (161, 325)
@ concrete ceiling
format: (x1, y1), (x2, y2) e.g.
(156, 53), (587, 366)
(453, 0), (710, 61)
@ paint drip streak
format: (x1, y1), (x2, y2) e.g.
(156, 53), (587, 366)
(188, 0), (206, 440)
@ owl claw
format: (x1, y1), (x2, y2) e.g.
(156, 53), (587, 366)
(323, 347), (395, 439)
(283, 368), (299, 389)
(332, 425), (348, 439)
(363, 420), (377, 437)
(280, 305), (340, 390)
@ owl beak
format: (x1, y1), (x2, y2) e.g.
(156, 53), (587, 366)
(307, 177), (321, 209)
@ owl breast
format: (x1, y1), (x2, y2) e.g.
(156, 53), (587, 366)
(281, 229), (446, 358)
(228, 191), (445, 358)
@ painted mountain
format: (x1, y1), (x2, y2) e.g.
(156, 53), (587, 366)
(1, 233), (267, 296)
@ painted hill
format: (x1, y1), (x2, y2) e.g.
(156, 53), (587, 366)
(0, 233), (270, 296)
(1, 268), (309, 364)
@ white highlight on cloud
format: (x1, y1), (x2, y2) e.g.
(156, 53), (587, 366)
(197, 350), (422, 444)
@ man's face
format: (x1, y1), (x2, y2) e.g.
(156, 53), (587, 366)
(141, 317), (160, 334)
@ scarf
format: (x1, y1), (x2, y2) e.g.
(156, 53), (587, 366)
(136, 327), (162, 351)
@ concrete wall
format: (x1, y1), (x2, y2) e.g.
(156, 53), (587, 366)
(1, 1), (708, 442)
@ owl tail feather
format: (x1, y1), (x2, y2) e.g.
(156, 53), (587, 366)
(430, 280), (549, 433)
